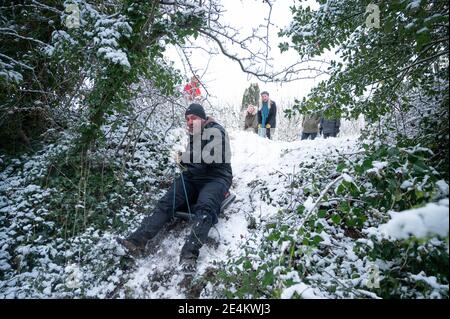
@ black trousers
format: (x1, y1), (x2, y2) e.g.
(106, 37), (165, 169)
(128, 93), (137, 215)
(129, 173), (229, 259)
(301, 132), (318, 140)
(323, 132), (337, 138)
(258, 127), (274, 139)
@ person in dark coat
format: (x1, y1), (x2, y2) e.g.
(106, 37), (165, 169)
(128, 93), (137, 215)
(319, 115), (341, 138)
(257, 91), (277, 139)
(118, 103), (232, 272)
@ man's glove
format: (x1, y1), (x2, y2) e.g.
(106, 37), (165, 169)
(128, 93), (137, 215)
(173, 151), (180, 163)
(265, 124), (271, 129)
(173, 151), (186, 169)
(258, 124), (262, 128)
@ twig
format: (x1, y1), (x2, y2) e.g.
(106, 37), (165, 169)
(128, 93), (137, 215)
(296, 175), (344, 232)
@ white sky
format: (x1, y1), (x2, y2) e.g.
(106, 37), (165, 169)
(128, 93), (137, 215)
(165, 0), (328, 110)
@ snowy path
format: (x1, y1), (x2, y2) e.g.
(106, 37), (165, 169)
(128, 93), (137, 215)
(118, 131), (359, 298)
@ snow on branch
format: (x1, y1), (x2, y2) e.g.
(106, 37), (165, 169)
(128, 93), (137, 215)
(170, 0), (330, 83)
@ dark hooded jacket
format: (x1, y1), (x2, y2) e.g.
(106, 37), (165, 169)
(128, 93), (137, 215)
(320, 117), (341, 135)
(181, 117), (233, 187)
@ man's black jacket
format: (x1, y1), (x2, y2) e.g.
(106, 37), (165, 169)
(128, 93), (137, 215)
(181, 118), (233, 187)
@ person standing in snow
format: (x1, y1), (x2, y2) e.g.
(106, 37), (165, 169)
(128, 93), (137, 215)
(257, 91), (277, 139)
(301, 113), (321, 140)
(319, 115), (341, 138)
(244, 104), (258, 133)
(118, 103), (232, 273)
(183, 75), (202, 102)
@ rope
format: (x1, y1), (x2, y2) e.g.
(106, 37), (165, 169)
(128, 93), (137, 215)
(174, 169), (203, 246)
(172, 173), (177, 218)
(173, 168), (224, 250)
(211, 224), (221, 242)
(180, 172), (192, 218)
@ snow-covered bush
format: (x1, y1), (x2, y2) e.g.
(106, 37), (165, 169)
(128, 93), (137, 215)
(0, 97), (186, 297)
(211, 110), (448, 299)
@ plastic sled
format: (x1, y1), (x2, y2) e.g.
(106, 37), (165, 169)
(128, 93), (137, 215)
(173, 191), (236, 221)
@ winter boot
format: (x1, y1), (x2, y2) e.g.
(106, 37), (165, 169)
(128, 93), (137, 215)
(180, 212), (213, 260)
(116, 237), (146, 258)
(179, 254), (197, 274)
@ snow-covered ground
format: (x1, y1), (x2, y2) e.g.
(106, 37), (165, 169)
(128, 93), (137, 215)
(117, 131), (361, 298)
(1, 129), (447, 298)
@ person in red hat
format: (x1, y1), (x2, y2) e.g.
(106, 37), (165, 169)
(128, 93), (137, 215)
(183, 75), (202, 102)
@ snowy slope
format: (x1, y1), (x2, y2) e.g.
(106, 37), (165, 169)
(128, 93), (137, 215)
(117, 131), (360, 298)
(1, 127), (447, 298)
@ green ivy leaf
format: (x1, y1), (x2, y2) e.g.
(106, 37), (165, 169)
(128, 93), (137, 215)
(318, 210), (327, 218)
(296, 205), (305, 215)
(262, 271), (274, 286)
(243, 260), (252, 270)
(312, 235), (323, 245)
(336, 162), (346, 172)
(331, 214), (342, 224)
